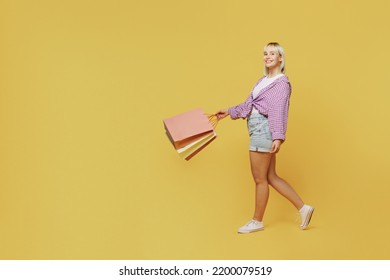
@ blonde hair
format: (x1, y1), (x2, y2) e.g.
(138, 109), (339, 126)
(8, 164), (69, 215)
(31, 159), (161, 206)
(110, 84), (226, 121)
(264, 42), (286, 75)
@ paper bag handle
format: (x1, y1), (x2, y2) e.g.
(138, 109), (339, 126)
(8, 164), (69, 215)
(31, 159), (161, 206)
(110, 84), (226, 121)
(207, 114), (219, 129)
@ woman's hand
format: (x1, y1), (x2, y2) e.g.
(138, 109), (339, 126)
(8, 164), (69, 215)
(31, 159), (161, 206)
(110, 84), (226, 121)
(216, 109), (229, 120)
(270, 140), (282, 153)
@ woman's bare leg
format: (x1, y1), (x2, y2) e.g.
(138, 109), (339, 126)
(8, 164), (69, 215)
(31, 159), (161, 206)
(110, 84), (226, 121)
(267, 154), (304, 210)
(249, 151), (273, 221)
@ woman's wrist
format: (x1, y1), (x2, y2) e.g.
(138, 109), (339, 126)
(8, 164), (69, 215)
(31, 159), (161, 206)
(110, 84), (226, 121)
(216, 109), (229, 119)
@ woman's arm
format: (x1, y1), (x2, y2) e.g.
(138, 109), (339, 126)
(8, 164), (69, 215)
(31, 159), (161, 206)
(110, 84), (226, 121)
(216, 92), (253, 120)
(216, 77), (264, 120)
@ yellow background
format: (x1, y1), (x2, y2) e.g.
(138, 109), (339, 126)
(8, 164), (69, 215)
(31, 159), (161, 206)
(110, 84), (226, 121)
(1, 0), (390, 259)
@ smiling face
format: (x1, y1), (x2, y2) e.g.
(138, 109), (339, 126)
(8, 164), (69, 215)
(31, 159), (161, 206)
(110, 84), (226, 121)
(264, 46), (283, 72)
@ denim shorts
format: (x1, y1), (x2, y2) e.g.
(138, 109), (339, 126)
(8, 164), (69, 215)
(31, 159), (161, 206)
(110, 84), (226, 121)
(247, 113), (273, 152)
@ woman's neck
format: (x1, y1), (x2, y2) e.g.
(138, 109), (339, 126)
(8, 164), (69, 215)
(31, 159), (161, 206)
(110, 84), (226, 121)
(267, 68), (282, 78)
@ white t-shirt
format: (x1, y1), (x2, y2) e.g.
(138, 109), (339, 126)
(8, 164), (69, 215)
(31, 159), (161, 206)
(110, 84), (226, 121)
(251, 74), (284, 115)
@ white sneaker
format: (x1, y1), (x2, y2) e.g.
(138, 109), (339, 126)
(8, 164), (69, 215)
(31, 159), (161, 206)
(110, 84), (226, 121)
(299, 204), (314, 230)
(238, 219), (264, 234)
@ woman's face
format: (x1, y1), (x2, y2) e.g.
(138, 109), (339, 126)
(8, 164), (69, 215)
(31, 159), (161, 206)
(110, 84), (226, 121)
(264, 46), (282, 71)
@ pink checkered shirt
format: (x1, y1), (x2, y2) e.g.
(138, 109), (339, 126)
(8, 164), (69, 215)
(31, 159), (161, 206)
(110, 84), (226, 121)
(228, 75), (292, 141)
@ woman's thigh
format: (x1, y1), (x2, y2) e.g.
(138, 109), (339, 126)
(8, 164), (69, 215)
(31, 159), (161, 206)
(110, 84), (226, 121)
(249, 151), (273, 184)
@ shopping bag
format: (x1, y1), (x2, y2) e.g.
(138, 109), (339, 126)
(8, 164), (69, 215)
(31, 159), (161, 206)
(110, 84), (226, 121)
(177, 129), (216, 160)
(163, 108), (214, 149)
(163, 108), (218, 160)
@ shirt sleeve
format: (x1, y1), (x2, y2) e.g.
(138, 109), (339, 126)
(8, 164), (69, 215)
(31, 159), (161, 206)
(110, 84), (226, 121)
(267, 81), (291, 141)
(227, 93), (253, 120)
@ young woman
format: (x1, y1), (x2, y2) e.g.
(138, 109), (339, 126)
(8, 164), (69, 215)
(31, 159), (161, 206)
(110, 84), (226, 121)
(216, 42), (314, 233)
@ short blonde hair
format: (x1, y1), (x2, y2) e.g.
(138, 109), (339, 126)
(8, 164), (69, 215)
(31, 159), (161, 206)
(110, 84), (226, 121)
(264, 42), (286, 75)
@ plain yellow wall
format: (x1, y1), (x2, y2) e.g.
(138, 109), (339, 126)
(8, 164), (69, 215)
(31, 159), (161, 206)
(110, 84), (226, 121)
(1, 0), (390, 259)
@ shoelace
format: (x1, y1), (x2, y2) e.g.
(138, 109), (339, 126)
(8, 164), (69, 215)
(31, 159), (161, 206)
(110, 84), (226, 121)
(246, 220), (259, 226)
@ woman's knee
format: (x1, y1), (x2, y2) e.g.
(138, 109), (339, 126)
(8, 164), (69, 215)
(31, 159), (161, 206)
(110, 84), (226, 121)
(253, 176), (268, 186)
(267, 174), (279, 187)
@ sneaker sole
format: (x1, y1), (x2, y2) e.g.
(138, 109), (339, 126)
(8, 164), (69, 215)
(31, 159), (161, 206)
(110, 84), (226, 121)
(238, 227), (264, 234)
(300, 207), (314, 230)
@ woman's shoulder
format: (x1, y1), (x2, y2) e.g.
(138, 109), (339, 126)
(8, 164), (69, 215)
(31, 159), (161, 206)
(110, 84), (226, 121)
(277, 74), (290, 82)
(274, 75), (292, 94)
(277, 75), (291, 85)
(271, 75), (290, 86)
